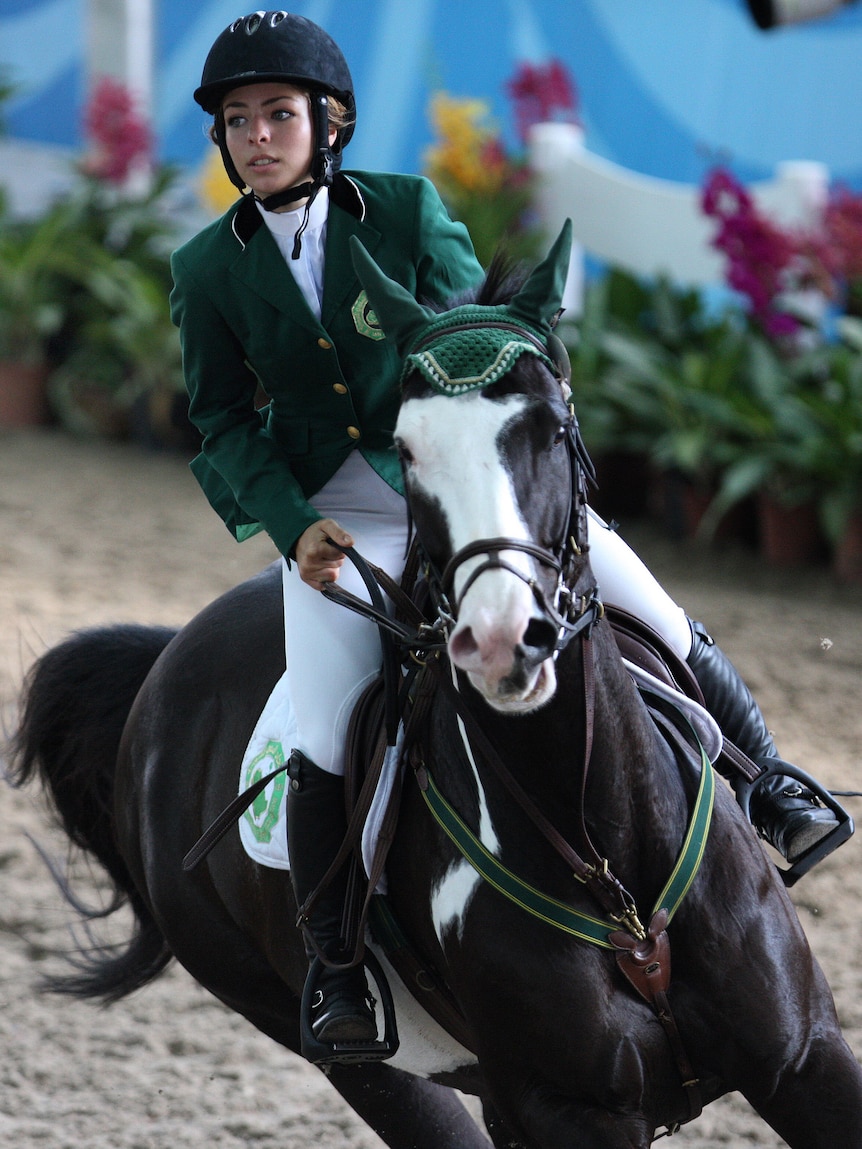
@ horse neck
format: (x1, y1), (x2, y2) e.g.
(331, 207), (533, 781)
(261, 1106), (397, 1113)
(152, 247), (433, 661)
(452, 619), (682, 858)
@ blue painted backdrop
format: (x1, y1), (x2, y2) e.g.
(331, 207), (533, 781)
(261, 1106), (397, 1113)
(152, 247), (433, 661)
(3, 0), (861, 188)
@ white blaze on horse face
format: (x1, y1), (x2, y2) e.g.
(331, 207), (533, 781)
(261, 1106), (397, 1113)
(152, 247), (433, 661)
(397, 391), (557, 711)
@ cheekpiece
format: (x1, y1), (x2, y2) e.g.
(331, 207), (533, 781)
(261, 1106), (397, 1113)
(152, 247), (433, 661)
(402, 306), (555, 396)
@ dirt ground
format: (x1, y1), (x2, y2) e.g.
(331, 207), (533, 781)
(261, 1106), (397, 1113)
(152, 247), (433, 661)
(1, 427), (861, 1149)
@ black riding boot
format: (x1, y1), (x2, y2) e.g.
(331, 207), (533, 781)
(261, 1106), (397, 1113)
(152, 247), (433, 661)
(686, 620), (838, 863)
(286, 750), (377, 1043)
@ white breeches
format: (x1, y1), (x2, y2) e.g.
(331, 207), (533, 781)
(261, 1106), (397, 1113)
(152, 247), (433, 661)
(282, 454), (693, 777)
(282, 452), (410, 777)
(586, 507), (692, 659)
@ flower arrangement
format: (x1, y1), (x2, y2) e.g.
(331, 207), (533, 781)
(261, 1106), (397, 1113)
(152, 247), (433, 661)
(701, 165), (862, 341)
(80, 76), (152, 184)
(199, 145), (240, 216)
(0, 78), (186, 436)
(506, 59), (580, 146)
(424, 93), (533, 266)
(819, 186), (862, 315)
(424, 60), (578, 266)
(701, 168), (804, 341)
(654, 166), (862, 556)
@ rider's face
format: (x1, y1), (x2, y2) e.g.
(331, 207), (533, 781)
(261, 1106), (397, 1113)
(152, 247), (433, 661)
(222, 82), (326, 203)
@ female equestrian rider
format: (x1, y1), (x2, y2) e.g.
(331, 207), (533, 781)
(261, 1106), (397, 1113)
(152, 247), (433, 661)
(171, 10), (843, 1055)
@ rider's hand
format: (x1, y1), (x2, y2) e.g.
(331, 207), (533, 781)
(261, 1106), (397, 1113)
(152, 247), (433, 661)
(295, 519), (354, 590)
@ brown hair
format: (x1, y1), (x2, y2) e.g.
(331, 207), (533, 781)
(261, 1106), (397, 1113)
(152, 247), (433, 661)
(326, 94), (354, 138)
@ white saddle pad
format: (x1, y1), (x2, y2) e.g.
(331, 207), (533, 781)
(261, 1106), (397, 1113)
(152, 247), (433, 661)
(623, 659), (723, 764)
(238, 670), (295, 869)
(238, 669), (401, 880)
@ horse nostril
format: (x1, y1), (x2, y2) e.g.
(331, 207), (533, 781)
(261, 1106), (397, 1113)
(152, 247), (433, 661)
(449, 626), (478, 666)
(520, 617), (558, 659)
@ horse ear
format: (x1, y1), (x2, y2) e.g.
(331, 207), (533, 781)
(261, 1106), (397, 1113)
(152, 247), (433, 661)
(505, 219), (573, 333)
(349, 236), (437, 354)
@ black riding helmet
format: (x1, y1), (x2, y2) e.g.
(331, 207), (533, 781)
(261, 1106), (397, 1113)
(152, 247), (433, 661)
(196, 10), (355, 211)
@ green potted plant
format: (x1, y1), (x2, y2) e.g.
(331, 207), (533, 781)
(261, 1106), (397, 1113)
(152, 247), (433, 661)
(0, 195), (83, 425)
(574, 272), (766, 538)
(697, 331), (831, 561)
(47, 251), (185, 444)
(788, 320), (862, 580)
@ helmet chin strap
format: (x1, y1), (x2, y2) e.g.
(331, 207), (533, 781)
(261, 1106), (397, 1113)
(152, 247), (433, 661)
(260, 182), (322, 259)
(258, 180), (315, 213)
(223, 92), (336, 258)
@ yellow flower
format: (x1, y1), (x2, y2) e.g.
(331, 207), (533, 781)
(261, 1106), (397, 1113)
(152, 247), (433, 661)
(424, 93), (506, 197)
(198, 147), (240, 216)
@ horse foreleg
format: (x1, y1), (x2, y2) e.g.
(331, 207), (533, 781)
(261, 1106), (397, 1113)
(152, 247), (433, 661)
(327, 1064), (492, 1149)
(746, 1035), (862, 1149)
(515, 1095), (653, 1149)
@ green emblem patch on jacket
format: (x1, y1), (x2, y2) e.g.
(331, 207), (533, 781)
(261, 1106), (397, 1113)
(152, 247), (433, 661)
(352, 290), (386, 340)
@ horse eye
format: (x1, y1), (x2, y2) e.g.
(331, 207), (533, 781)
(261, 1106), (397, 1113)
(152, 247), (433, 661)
(553, 424), (568, 446)
(397, 442), (415, 466)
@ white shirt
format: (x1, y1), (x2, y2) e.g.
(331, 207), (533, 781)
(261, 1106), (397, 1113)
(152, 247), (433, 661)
(256, 187), (329, 319)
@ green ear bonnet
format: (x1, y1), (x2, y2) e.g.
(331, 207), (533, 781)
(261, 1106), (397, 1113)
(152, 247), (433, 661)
(349, 219), (573, 396)
(402, 307), (555, 395)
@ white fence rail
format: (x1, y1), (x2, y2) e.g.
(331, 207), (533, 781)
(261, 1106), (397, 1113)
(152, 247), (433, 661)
(528, 122), (829, 314)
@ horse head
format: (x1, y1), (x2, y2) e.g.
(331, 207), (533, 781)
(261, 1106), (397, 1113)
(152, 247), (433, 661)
(351, 223), (598, 713)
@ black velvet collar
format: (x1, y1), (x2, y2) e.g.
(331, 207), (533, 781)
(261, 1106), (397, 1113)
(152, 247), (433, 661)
(230, 172), (365, 247)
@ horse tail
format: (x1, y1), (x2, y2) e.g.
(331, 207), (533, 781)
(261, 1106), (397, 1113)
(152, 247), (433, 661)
(9, 623), (177, 1003)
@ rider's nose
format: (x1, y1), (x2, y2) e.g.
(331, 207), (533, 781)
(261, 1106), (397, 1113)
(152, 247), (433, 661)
(249, 118), (269, 143)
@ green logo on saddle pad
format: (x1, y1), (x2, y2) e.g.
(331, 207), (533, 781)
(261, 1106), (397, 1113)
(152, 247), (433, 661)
(243, 740), (286, 844)
(352, 290), (386, 340)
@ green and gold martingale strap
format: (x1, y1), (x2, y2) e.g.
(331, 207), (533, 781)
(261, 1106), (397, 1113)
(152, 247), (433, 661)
(402, 306), (556, 396)
(419, 730), (715, 948)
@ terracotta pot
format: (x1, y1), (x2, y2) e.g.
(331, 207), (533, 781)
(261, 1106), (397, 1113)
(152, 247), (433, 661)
(651, 470), (755, 544)
(0, 360), (50, 427)
(758, 494), (827, 568)
(834, 511), (862, 584)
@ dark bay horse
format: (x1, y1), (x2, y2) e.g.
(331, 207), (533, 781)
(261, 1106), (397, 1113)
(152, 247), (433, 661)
(11, 224), (862, 1148)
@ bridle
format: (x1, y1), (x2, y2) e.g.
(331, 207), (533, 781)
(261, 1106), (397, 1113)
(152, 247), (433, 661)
(408, 319), (604, 655)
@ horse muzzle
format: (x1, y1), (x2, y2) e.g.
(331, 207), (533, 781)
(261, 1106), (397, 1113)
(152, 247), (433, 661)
(448, 605), (560, 712)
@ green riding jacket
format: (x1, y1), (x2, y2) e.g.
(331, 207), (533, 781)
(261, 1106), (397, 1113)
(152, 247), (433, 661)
(170, 171), (482, 559)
